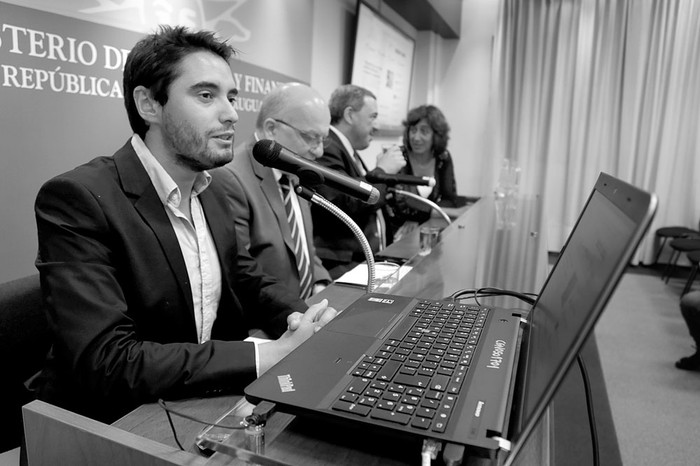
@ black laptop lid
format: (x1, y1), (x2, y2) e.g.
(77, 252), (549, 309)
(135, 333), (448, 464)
(504, 173), (657, 464)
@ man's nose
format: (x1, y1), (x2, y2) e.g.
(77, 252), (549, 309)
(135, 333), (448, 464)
(309, 143), (324, 159)
(221, 99), (239, 124)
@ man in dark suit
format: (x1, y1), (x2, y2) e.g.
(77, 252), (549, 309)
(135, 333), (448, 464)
(31, 26), (335, 423)
(220, 83), (331, 299)
(312, 84), (406, 279)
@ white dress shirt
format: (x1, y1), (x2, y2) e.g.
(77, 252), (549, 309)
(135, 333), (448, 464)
(131, 134), (221, 343)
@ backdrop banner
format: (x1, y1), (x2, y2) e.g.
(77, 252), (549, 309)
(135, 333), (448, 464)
(0, 1), (298, 282)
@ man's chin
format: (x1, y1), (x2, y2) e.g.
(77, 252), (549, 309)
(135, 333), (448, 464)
(176, 150), (233, 171)
(218, 150), (234, 164)
(360, 136), (373, 150)
(208, 147), (234, 168)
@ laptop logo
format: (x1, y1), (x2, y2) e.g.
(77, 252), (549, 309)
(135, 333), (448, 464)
(368, 297), (395, 304)
(277, 374), (295, 392)
(486, 340), (506, 369)
(475, 400), (484, 418)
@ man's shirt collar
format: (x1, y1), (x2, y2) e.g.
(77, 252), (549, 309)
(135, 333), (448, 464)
(131, 134), (212, 208)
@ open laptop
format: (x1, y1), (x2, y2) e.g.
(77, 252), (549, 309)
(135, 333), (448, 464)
(245, 172), (656, 464)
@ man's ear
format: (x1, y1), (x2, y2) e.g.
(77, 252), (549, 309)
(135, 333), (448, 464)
(341, 106), (354, 125)
(260, 117), (277, 139)
(133, 85), (160, 125)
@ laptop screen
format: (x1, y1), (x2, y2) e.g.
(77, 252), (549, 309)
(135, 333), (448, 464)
(522, 190), (637, 420)
(508, 175), (655, 463)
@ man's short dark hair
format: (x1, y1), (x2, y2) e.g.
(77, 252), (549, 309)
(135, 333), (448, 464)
(123, 25), (236, 138)
(402, 105), (451, 155)
(328, 84), (376, 125)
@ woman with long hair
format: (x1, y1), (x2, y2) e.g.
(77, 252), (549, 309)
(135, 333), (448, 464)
(385, 104), (463, 241)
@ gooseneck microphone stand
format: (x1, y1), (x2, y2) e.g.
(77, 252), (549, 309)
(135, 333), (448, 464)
(294, 185), (377, 293)
(390, 189), (452, 225)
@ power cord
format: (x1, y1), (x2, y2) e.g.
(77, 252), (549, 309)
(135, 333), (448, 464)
(158, 399), (276, 451)
(448, 287), (538, 306)
(442, 442), (465, 466)
(245, 400), (277, 427)
(421, 439), (441, 466)
(576, 354), (600, 466)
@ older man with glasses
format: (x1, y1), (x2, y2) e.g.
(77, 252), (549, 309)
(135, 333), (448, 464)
(219, 82), (332, 300)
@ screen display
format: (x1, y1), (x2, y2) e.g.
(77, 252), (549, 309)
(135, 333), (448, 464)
(522, 190), (637, 422)
(350, 2), (415, 133)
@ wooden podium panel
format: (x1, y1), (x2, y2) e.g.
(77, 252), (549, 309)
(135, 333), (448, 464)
(22, 400), (208, 466)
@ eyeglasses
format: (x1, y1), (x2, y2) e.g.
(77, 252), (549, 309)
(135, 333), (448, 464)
(273, 118), (328, 148)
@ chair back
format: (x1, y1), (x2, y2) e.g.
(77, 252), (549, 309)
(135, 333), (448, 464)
(0, 274), (50, 453)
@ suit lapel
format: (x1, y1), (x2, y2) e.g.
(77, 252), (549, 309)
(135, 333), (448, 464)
(248, 146), (296, 253)
(113, 141), (194, 313)
(329, 131), (363, 178)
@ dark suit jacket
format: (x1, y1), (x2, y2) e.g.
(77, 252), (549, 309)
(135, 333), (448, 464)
(33, 140), (306, 423)
(219, 140), (330, 296)
(311, 130), (390, 278)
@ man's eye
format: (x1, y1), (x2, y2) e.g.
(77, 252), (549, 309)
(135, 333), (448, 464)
(200, 92), (213, 100)
(228, 96), (237, 104)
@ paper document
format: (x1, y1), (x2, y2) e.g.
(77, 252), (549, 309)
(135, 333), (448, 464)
(335, 262), (412, 287)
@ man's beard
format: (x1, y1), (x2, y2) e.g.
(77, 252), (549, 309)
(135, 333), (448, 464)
(174, 149), (230, 171)
(163, 113), (233, 171)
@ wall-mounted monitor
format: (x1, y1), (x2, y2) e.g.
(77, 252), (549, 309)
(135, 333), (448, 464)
(350, 1), (415, 135)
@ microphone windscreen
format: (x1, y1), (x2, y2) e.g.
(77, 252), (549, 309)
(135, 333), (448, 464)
(252, 139), (280, 165)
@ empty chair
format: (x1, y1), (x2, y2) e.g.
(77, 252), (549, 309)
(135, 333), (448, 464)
(654, 223), (700, 264)
(664, 238), (700, 283)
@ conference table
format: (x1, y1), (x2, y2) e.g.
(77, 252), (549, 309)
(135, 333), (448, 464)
(102, 194), (621, 465)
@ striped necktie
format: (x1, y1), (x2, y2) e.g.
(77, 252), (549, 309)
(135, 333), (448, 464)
(279, 175), (313, 299)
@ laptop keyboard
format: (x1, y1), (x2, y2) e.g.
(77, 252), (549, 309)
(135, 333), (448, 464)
(331, 299), (488, 434)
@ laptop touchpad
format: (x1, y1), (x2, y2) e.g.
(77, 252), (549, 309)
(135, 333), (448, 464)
(323, 295), (414, 338)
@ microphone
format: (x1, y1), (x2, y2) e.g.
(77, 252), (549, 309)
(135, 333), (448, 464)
(365, 172), (436, 187)
(253, 139), (380, 205)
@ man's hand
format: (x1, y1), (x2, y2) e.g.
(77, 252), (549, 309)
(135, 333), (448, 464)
(286, 299), (335, 332)
(258, 299), (338, 374)
(375, 145), (406, 175)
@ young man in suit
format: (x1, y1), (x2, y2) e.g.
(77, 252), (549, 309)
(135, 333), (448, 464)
(220, 83), (332, 300)
(31, 26), (336, 423)
(311, 84), (406, 279)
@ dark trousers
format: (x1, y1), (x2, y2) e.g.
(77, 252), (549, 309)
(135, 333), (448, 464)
(680, 291), (700, 351)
